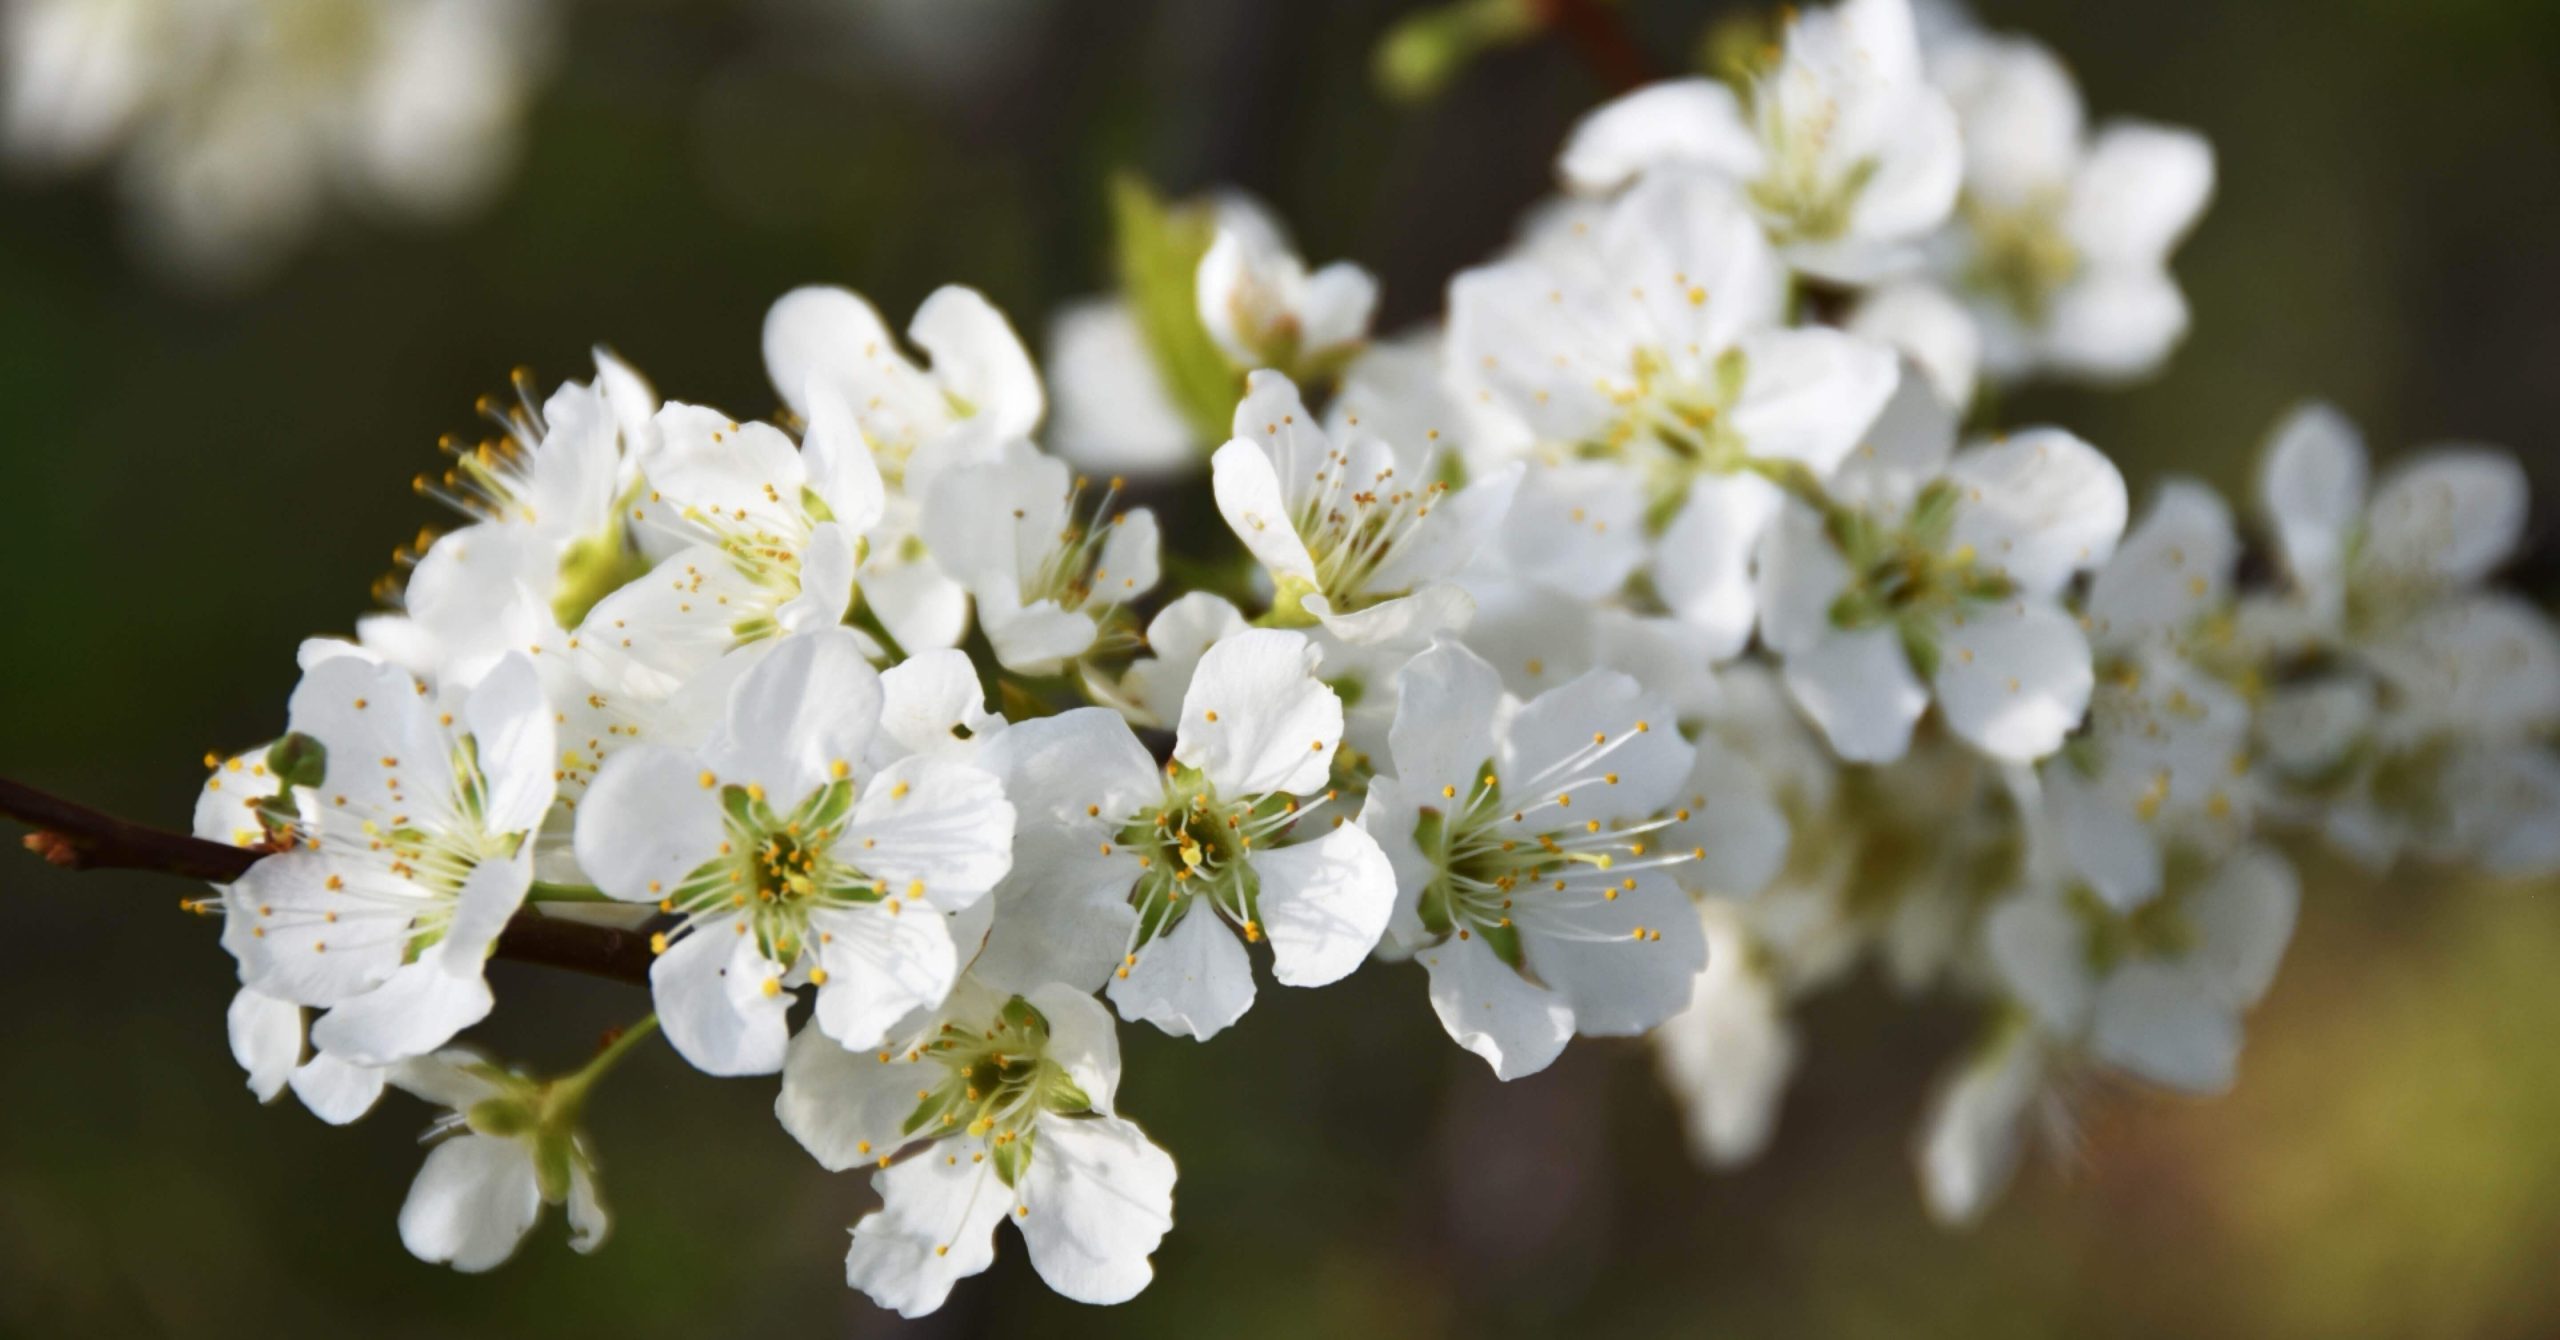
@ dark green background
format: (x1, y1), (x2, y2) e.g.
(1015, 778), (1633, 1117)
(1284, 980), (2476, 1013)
(3, 1), (2557, 1334)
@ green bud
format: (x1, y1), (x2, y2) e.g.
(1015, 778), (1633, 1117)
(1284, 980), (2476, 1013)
(265, 733), (328, 791)
(1373, 0), (1540, 104)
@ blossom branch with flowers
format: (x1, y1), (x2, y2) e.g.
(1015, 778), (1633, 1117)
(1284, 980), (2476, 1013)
(7, 0), (2558, 1318)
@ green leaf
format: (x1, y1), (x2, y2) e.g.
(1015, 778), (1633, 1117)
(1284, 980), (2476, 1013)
(1110, 174), (1242, 443)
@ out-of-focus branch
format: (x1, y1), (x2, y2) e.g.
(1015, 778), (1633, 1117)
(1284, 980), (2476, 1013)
(1539, 0), (1655, 93)
(1, 775), (654, 985)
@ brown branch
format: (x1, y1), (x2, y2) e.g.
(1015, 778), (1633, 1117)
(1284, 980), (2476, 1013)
(1, 775), (653, 986)
(1538, 0), (1656, 94)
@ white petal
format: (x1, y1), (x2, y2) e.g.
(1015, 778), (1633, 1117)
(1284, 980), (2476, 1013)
(702, 627), (884, 803)
(1781, 627), (1928, 764)
(1848, 284), (1980, 411)
(1752, 503), (1854, 656)
(985, 603), (1102, 676)
(844, 1140), (1012, 1318)
(1029, 983), (1124, 1114)
(1519, 872), (1706, 1035)
(1107, 906), (1256, 1041)
(972, 829), (1143, 996)
(763, 285), (898, 421)
(399, 1134), (543, 1273)
(875, 648), (1003, 762)
(1946, 428), (2127, 596)
(1558, 77), (1763, 193)
(2067, 122), (2214, 268)
(1174, 628), (1340, 798)
(842, 755), (1015, 911)
(1044, 298), (1200, 474)
(1916, 1027), (2045, 1227)
(1123, 593), (1248, 726)
(1653, 471), (1781, 660)
(460, 654), (557, 836)
(1729, 328), (1901, 475)
(2363, 595), (2560, 739)
(1296, 261), (1380, 357)
(227, 988), (303, 1103)
(388, 1049), (506, 1111)
(288, 657), (454, 833)
(289, 1051), (389, 1126)
(641, 403), (808, 535)
(1935, 600), (2094, 763)
(1488, 460), (1647, 599)
(2258, 401), (2366, 599)
(2184, 845), (2297, 1008)
(1420, 929), (1573, 1080)
(800, 378), (889, 534)
(1385, 640), (1508, 801)
(1019, 1114), (1178, 1305)
(1306, 584), (1475, 648)
(571, 744), (729, 903)
(1209, 437), (1320, 588)
(1984, 892), (2094, 1035)
(1659, 737), (1790, 897)
(909, 285), (1044, 441)
(309, 956), (495, 1068)
(978, 708), (1160, 830)
(1500, 670), (1692, 824)
(1653, 901), (1797, 1167)
(2084, 479), (2238, 649)
(651, 920), (793, 1077)
(776, 1023), (935, 1171)
(2038, 266), (2192, 383)
(566, 1160), (608, 1256)
(2089, 961), (2240, 1094)
(2362, 449), (2529, 589)
(225, 853), (407, 1007)
(1251, 824), (1396, 988)
(810, 902), (961, 1051)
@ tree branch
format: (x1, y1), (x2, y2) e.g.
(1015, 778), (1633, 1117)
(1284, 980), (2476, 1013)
(1, 775), (653, 986)
(1538, 0), (1655, 94)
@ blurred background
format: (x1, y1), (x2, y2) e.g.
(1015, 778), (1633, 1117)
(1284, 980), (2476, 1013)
(3, 0), (2558, 1334)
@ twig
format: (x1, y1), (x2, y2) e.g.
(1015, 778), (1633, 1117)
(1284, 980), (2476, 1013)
(1, 775), (653, 986)
(1538, 0), (1655, 93)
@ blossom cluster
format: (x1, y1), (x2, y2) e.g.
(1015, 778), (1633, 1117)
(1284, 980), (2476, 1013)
(2, 0), (549, 286)
(175, 0), (2554, 1313)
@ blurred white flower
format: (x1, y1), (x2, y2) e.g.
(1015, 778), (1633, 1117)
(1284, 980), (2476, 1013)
(3, 0), (551, 287)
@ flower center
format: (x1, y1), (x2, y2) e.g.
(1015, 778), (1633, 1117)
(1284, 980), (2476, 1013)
(896, 997), (1096, 1187)
(1113, 767), (1303, 957)
(661, 779), (883, 963)
(1284, 456), (1450, 615)
(1962, 192), (2081, 326)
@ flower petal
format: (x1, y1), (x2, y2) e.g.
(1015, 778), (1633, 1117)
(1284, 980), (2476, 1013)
(1174, 628), (1340, 798)
(651, 919), (793, 1077)
(1019, 1113), (1178, 1305)
(1420, 928), (1573, 1081)
(809, 902), (961, 1052)
(399, 1134), (543, 1274)
(845, 1139), (1012, 1318)
(1107, 905), (1255, 1041)
(1935, 600), (2094, 763)
(842, 754), (1015, 911)
(1251, 823), (1396, 988)
(702, 627), (884, 803)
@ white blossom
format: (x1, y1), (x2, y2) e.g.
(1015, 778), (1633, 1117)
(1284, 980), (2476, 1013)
(573, 629), (1014, 1074)
(778, 981), (1175, 1316)
(1559, 0), (1962, 282)
(975, 629), (1395, 1039)
(1361, 641), (1707, 1078)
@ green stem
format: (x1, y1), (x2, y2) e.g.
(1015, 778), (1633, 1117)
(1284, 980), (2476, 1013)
(551, 1014), (659, 1113)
